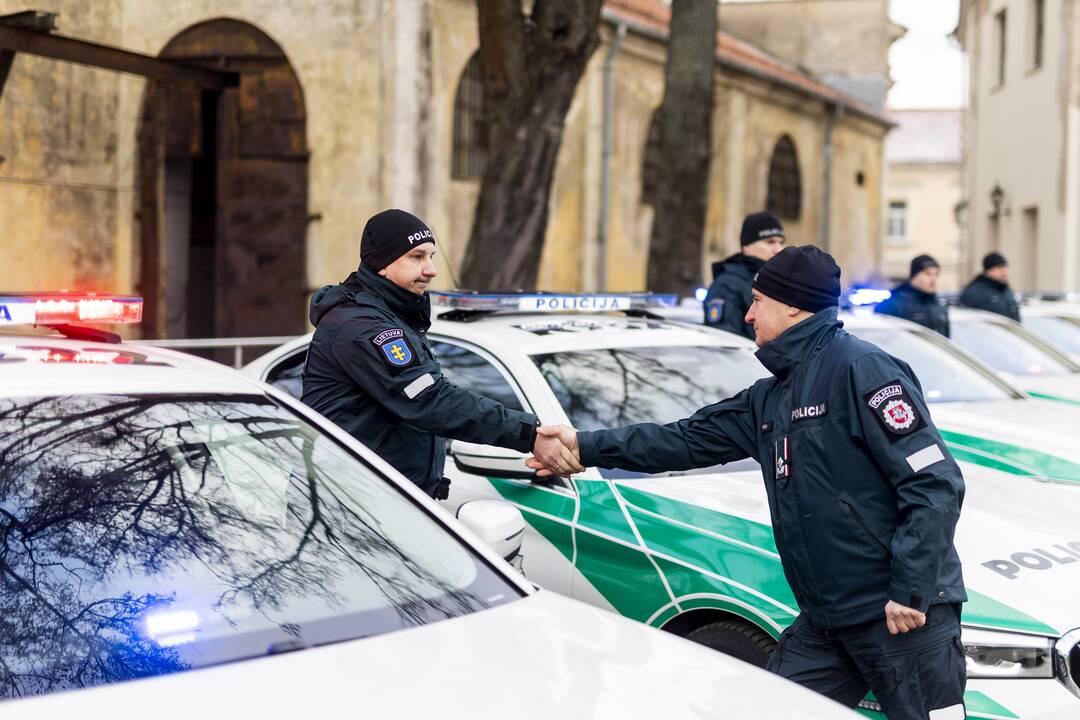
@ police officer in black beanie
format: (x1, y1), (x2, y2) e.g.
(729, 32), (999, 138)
(302, 209), (562, 498)
(959, 252), (1020, 321)
(702, 211), (786, 339)
(529, 245), (967, 720)
(874, 254), (950, 336)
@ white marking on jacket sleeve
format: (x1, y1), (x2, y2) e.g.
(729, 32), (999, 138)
(928, 703), (965, 720)
(906, 444), (945, 473)
(403, 373), (435, 399)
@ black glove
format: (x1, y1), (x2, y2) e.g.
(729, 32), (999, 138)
(433, 476), (452, 501)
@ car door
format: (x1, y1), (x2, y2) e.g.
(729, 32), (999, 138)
(430, 338), (576, 595)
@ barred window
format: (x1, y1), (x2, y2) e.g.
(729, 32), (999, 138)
(641, 110), (662, 206)
(766, 135), (801, 220)
(451, 53), (485, 180)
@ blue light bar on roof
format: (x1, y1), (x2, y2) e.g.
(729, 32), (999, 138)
(848, 288), (892, 307)
(430, 292), (678, 313)
(0, 292), (143, 326)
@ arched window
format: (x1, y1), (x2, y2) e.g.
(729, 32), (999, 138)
(451, 53), (485, 180)
(766, 135), (801, 220)
(640, 109), (662, 206)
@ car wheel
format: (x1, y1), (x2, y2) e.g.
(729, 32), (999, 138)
(685, 619), (776, 667)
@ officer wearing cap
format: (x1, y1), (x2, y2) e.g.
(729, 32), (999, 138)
(529, 246), (967, 720)
(302, 209), (551, 498)
(874, 254), (950, 337)
(960, 252), (1020, 321)
(702, 211), (786, 339)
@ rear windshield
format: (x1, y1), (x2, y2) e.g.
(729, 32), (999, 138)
(0, 394), (518, 702)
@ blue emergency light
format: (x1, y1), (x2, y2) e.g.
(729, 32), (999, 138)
(430, 291), (678, 314)
(847, 288), (892, 307)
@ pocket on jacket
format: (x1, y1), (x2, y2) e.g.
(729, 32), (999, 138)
(836, 495), (891, 558)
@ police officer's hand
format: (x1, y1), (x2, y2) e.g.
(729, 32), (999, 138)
(526, 425), (584, 477)
(884, 600), (926, 635)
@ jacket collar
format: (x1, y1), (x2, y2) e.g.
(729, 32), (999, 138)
(894, 281), (938, 303)
(755, 306), (843, 378)
(349, 265), (432, 332)
(977, 274), (1009, 291)
(713, 253), (765, 280)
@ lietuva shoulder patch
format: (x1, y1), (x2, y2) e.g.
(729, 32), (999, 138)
(371, 328), (416, 370)
(863, 379), (925, 440)
(705, 299), (725, 323)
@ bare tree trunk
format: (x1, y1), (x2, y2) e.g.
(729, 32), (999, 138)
(459, 0), (602, 290)
(646, 0), (717, 295)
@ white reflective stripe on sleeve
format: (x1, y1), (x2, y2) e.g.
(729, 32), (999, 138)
(403, 373), (435, 399)
(929, 703), (965, 720)
(906, 444), (946, 473)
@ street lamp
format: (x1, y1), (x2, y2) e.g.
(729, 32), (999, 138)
(989, 184), (1005, 218)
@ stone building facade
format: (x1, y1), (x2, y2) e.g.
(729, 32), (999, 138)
(957, 0), (1080, 293)
(0, 0), (891, 338)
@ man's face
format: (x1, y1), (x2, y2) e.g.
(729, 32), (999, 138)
(378, 244), (438, 295)
(985, 265), (1009, 283)
(743, 236), (785, 262)
(910, 266), (940, 294)
(745, 289), (799, 347)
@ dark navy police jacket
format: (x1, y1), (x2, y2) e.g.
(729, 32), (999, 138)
(960, 275), (1020, 321)
(875, 282), (951, 337)
(703, 254), (765, 339)
(577, 308), (966, 630)
(302, 266), (539, 495)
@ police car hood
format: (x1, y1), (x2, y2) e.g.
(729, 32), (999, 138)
(2, 591), (856, 719)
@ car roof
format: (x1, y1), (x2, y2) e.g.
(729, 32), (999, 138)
(0, 331), (265, 397)
(1022, 300), (1080, 318)
(427, 312), (757, 354)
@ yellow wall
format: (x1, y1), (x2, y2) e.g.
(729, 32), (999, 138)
(883, 162), (963, 291)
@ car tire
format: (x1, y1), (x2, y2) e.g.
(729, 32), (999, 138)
(685, 619), (776, 667)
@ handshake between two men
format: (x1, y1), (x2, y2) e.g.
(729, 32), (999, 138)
(527, 425), (584, 477)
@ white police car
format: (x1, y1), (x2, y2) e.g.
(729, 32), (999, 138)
(944, 307), (1080, 407)
(1020, 299), (1080, 364)
(0, 292), (857, 719)
(246, 292), (1080, 720)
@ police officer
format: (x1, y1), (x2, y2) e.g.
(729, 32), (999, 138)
(875, 254), (951, 337)
(703, 211), (786, 338)
(302, 209), (558, 498)
(960, 252), (1020, 321)
(529, 246), (967, 720)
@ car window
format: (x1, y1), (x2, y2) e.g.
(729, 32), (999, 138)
(266, 348), (306, 399)
(0, 394), (520, 702)
(432, 340), (525, 412)
(851, 327), (1021, 402)
(950, 319), (1076, 376)
(531, 346), (767, 477)
(1023, 316), (1080, 355)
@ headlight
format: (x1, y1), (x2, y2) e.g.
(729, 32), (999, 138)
(962, 626), (1056, 679)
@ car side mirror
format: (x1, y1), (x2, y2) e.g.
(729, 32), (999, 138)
(456, 500), (525, 565)
(448, 440), (537, 480)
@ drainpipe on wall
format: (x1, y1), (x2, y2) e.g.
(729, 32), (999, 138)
(820, 103), (843, 253)
(597, 22), (626, 291)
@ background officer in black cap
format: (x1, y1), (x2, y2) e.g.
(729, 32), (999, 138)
(875, 254), (950, 336)
(529, 246), (967, 720)
(702, 211), (786, 339)
(960, 252), (1020, 321)
(302, 208), (570, 498)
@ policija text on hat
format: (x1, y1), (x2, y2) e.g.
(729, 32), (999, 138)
(302, 209), (576, 499)
(528, 246), (968, 720)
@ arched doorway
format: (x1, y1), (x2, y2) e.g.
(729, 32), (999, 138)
(137, 19), (308, 341)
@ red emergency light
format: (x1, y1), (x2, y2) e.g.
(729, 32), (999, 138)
(0, 292), (143, 325)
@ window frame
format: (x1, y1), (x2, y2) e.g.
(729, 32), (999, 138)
(766, 134), (802, 221)
(451, 53), (486, 181)
(1030, 0), (1045, 70)
(993, 8), (1008, 88)
(886, 200), (909, 245)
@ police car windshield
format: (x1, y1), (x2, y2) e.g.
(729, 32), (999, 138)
(0, 394), (518, 703)
(1022, 315), (1080, 355)
(532, 346), (768, 477)
(950, 319), (1078, 376)
(850, 328), (1021, 402)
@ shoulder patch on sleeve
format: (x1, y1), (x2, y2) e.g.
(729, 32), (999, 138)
(705, 298), (725, 324)
(863, 379), (926, 440)
(371, 328), (417, 370)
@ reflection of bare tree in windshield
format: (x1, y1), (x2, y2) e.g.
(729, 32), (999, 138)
(0, 395), (497, 701)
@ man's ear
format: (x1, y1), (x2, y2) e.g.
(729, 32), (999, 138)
(378, 268), (387, 277)
(785, 303), (802, 317)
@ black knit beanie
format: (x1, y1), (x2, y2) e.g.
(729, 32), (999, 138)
(740, 211), (785, 246)
(982, 251), (1007, 271)
(360, 209), (436, 271)
(752, 245), (841, 313)
(909, 254), (940, 279)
